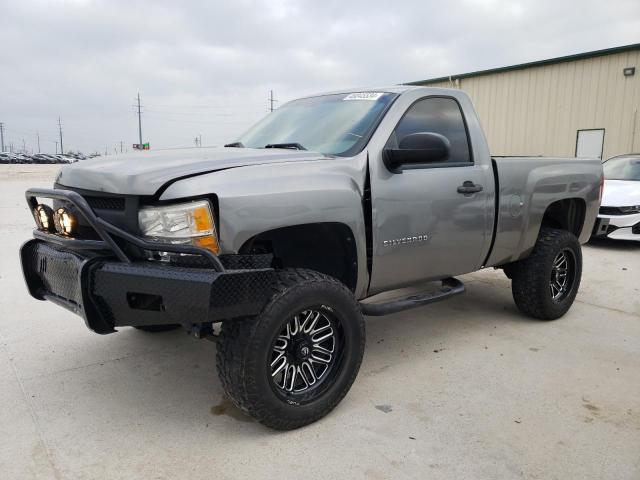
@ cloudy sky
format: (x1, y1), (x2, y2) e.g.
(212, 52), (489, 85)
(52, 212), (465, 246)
(1, 0), (638, 154)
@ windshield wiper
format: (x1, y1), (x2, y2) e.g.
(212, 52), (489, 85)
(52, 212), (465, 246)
(264, 143), (307, 151)
(224, 142), (244, 148)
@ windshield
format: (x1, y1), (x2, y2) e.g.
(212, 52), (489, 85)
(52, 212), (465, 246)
(235, 92), (398, 156)
(603, 156), (640, 181)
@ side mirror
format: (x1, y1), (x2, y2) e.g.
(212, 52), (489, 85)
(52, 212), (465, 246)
(383, 132), (450, 172)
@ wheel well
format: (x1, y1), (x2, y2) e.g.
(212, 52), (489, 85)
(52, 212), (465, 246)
(239, 223), (358, 292)
(540, 198), (586, 237)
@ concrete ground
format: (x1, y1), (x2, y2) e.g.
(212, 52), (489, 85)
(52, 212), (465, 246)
(1, 165), (638, 480)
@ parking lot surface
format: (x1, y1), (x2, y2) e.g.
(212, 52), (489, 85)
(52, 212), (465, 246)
(1, 165), (639, 480)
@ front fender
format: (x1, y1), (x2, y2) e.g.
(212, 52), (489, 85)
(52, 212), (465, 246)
(159, 157), (370, 297)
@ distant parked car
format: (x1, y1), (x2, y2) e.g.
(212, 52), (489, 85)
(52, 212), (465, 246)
(5, 153), (27, 164)
(0, 153), (11, 164)
(54, 154), (74, 164)
(32, 154), (57, 164)
(594, 154), (640, 241)
(15, 153), (33, 164)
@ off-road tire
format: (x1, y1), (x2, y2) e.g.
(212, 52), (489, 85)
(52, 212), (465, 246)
(510, 228), (582, 320)
(134, 324), (181, 332)
(216, 269), (365, 430)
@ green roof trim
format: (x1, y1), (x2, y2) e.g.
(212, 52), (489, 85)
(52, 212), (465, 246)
(407, 43), (640, 86)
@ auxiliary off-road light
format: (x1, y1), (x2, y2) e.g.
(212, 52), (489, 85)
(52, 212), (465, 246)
(32, 204), (55, 232)
(53, 207), (76, 236)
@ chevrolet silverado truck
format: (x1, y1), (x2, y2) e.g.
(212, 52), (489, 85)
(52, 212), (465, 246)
(21, 86), (604, 429)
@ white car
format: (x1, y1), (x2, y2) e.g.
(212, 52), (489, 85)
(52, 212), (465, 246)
(596, 154), (640, 241)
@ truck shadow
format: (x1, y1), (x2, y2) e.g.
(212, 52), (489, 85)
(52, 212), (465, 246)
(587, 237), (640, 251)
(62, 276), (525, 432)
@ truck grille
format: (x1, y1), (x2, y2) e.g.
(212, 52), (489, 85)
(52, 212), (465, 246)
(52, 186), (141, 237)
(85, 196), (125, 211)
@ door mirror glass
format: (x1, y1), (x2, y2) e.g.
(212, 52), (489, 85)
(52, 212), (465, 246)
(383, 132), (450, 172)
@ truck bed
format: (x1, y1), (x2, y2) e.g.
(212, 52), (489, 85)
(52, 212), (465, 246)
(486, 156), (602, 267)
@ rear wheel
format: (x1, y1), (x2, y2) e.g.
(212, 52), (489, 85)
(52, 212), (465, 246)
(216, 269), (365, 430)
(510, 228), (582, 320)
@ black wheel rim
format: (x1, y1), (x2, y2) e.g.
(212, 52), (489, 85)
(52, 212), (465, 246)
(549, 248), (576, 303)
(268, 307), (344, 404)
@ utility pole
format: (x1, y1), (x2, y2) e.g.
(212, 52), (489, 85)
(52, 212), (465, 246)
(105, 146), (108, 156)
(269, 90), (277, 112)
(55, 141), (58, 154)
(22, 139), (26, 153)
(199, 133), (202, 147)
(136, 92), (143, 146)
(120, 140), (124, 153)
(37, 132), (41, 153)
(58, 117), (64, 154)
(0, 122), (5, 152)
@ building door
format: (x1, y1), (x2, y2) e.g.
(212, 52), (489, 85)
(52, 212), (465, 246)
(576, 129), (605, 159)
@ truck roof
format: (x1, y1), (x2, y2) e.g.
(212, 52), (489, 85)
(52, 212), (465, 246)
(296, 84), (456, 100)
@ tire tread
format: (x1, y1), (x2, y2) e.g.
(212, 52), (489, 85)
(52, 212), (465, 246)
(510, 228), (582, 320)
(216, 268), (365, 430)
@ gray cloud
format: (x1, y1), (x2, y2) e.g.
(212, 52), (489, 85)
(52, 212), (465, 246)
(0, 0), (638, 153)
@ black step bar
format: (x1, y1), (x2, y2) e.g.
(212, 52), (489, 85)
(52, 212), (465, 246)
(360, 278), (465, 316)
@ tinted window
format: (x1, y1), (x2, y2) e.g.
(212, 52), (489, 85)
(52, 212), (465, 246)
(391, 97), (471, 163)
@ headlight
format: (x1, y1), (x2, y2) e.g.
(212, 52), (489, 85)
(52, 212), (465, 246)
(138, 200), (220, 255)
(618, 205), (640, 214)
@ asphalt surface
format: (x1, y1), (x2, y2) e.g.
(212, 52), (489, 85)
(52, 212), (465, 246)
(1, 165), (639, 480)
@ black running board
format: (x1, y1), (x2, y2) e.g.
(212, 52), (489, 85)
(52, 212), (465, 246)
(359, 278), (465, 316)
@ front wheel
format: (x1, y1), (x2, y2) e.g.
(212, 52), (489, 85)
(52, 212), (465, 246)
(216, 269), (365, 430)
(510, 228), (582, 320)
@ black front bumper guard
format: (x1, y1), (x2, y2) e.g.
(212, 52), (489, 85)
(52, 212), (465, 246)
(21, 188), (275, 334)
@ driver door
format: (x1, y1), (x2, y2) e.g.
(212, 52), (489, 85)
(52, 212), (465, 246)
(369, 96), (492, 293)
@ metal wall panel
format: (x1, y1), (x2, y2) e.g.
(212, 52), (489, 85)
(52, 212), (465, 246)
(415, 50), (640, 159)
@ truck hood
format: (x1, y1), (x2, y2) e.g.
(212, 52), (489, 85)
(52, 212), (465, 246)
(601, 179), (640, 207)
(56, 147), (330, 195)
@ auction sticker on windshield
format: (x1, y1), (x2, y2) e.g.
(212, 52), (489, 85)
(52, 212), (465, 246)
(343, 92), (384, 101)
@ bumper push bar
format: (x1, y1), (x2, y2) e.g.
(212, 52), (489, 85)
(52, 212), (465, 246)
(21, 188), (275, 334)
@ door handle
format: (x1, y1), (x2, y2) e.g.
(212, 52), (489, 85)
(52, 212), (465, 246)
(457, 181), (483, 195)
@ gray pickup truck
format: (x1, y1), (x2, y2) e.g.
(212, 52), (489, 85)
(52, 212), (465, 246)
(21, 86), (603, 429)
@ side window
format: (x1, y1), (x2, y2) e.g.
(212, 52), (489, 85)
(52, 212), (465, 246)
(391, 97), (471, 164)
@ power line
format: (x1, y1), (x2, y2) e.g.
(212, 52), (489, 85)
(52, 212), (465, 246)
(144, 110), (236, 117)
(144, 103), (259, 110)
